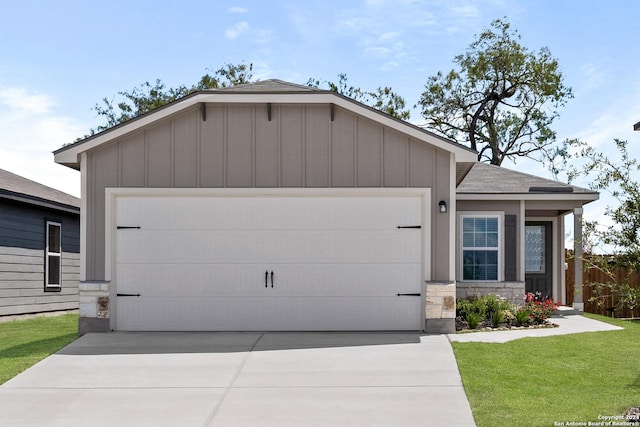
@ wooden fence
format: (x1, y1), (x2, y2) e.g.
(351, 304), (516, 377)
(565, 250), (640, 318)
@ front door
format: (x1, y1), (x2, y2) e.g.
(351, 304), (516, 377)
(524, 221), (553, 298)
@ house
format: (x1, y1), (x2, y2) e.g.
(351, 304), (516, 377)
(53, 79), (597, 335)
(0, 168), (80, 317)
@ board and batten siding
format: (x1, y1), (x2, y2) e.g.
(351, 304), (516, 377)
(0, 200), (80, 316)
(85, 103), (454, 282)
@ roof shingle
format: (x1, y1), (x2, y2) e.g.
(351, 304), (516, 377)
(457, 162), (596, 195)
(0, 168), (80, 211)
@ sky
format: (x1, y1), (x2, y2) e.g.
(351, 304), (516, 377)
(1, 0), (638, 239)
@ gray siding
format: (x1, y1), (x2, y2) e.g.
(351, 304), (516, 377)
(0, 200), (80, 316)
(86, 103), (454, 281)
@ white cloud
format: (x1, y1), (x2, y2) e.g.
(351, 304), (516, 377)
(364, 46), (390, 57)
(223, 21), (271, 44)
(0, 87), (54, 115)
(378, 32), (400, 42)
(228, 6), (247, 14)
(380, 61), (400, 71)
(451, 5), (480, 18)
(0, 86), (83, 197)
(225, 22), (250, 39)
(576, 63), (606, 95)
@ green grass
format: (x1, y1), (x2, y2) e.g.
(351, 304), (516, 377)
(0, 314), (78, 385)
(452, 313), (640, 427)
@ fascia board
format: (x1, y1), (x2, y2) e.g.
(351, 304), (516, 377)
(456, 193), (599, 202)
(0, 193), (80, 214)
(55, 92), (478, 166)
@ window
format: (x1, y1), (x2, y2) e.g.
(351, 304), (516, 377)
(525, 225), (545, 273)
(461, 215), (500, 281)
(45, 221), (62, 291)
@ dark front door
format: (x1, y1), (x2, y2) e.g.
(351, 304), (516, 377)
(524, 221), (553, 297)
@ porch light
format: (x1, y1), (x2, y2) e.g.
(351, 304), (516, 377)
(439, 200), (447, 213)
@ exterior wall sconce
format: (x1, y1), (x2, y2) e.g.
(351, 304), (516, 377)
(439, 200), (447, 213)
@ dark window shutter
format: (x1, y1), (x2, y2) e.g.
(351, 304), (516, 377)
(504, 215), (517, 281)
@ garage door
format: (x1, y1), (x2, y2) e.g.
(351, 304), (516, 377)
(114, 193), (427, 331)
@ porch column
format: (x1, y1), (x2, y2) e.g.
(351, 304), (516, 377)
(573, 208), (584, 312)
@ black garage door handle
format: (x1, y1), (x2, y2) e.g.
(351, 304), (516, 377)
(270, 271), (274, 288)
(265, 270), (268, 288)
(397, 293), (420, 297)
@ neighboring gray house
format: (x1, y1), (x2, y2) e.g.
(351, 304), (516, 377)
(0, 168), (80, 316)
(53, 79), (596, 335)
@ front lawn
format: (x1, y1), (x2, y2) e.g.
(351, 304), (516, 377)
(452, 314), (640, 427)
(0, 313), (78, 385)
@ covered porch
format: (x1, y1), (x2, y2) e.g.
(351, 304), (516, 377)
(455, 163), (598, 309)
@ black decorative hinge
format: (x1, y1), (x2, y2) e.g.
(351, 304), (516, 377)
(117, 293), (141, 297)
(117, 226), (141, 230)
(397, 293), (420, 297)
(397, 225), (421, 229)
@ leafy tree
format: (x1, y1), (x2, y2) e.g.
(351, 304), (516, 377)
(91, 62), (255, 134)
(568, 139), (640, 315)
(307, 73), (410, 120)
(418, 18), (573, 167)
(90, 65), (411, 136)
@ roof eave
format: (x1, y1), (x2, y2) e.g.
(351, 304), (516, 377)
(0, 192), (80, 214)
(456, 192), (599, 203)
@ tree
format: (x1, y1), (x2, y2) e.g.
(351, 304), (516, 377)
(418, 18), (573, 167)
(568, 139), (640, 315)
(91, 62), (255, 134)
(90, 66), (410, 136)
(307, 73), (410, 120)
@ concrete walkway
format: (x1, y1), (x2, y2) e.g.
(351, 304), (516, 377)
(449, 313), (623, 343)
(0, 332), (476, 427)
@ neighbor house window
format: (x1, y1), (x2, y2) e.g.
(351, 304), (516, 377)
(461, 215), (501, 281)
(45, 221), (62, 291)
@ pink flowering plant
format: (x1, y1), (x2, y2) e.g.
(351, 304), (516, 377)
(524, 292), (559, 324)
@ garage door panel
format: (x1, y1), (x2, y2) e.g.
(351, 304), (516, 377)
(116, 197), (421, 230)
(117, 263), (421, 298)
(117, 297), (421, 331)
(117, 264), (273, 297)
(114, 193), (428, 331)
(117, 230), (421, 264)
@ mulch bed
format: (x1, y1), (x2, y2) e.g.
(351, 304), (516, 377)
(455, 316), (559, 333)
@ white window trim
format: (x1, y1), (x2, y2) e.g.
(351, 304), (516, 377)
(458, 212), (504, 282)
(45, 221), (62, 291)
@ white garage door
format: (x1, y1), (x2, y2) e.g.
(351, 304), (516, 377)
(114, 193), (427, 331)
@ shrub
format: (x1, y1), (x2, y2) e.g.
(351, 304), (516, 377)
(524, 292), (558, 324)
(469, 297), (487, 318)
(490, 309), (505, 328)
(513, 306), (532, 326)
(456, 298), (472, 318)
(466, 311), (483, 329)
(502, 309), (515, 324)
(484, 294), (501, 316)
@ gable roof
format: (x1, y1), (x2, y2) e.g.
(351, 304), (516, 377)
(0, 168), (80, 214)
(216, 79), (319, 92)
(54, 79), (478, 169)
(457, 162), (598, 202)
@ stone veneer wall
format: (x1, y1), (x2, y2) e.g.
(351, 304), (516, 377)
(425, 282), (456, 333)
(456, 281), (525, 305)
(78, 281), (110, 335)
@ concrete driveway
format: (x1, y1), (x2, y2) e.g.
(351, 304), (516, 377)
(0, 332), (475, 426)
